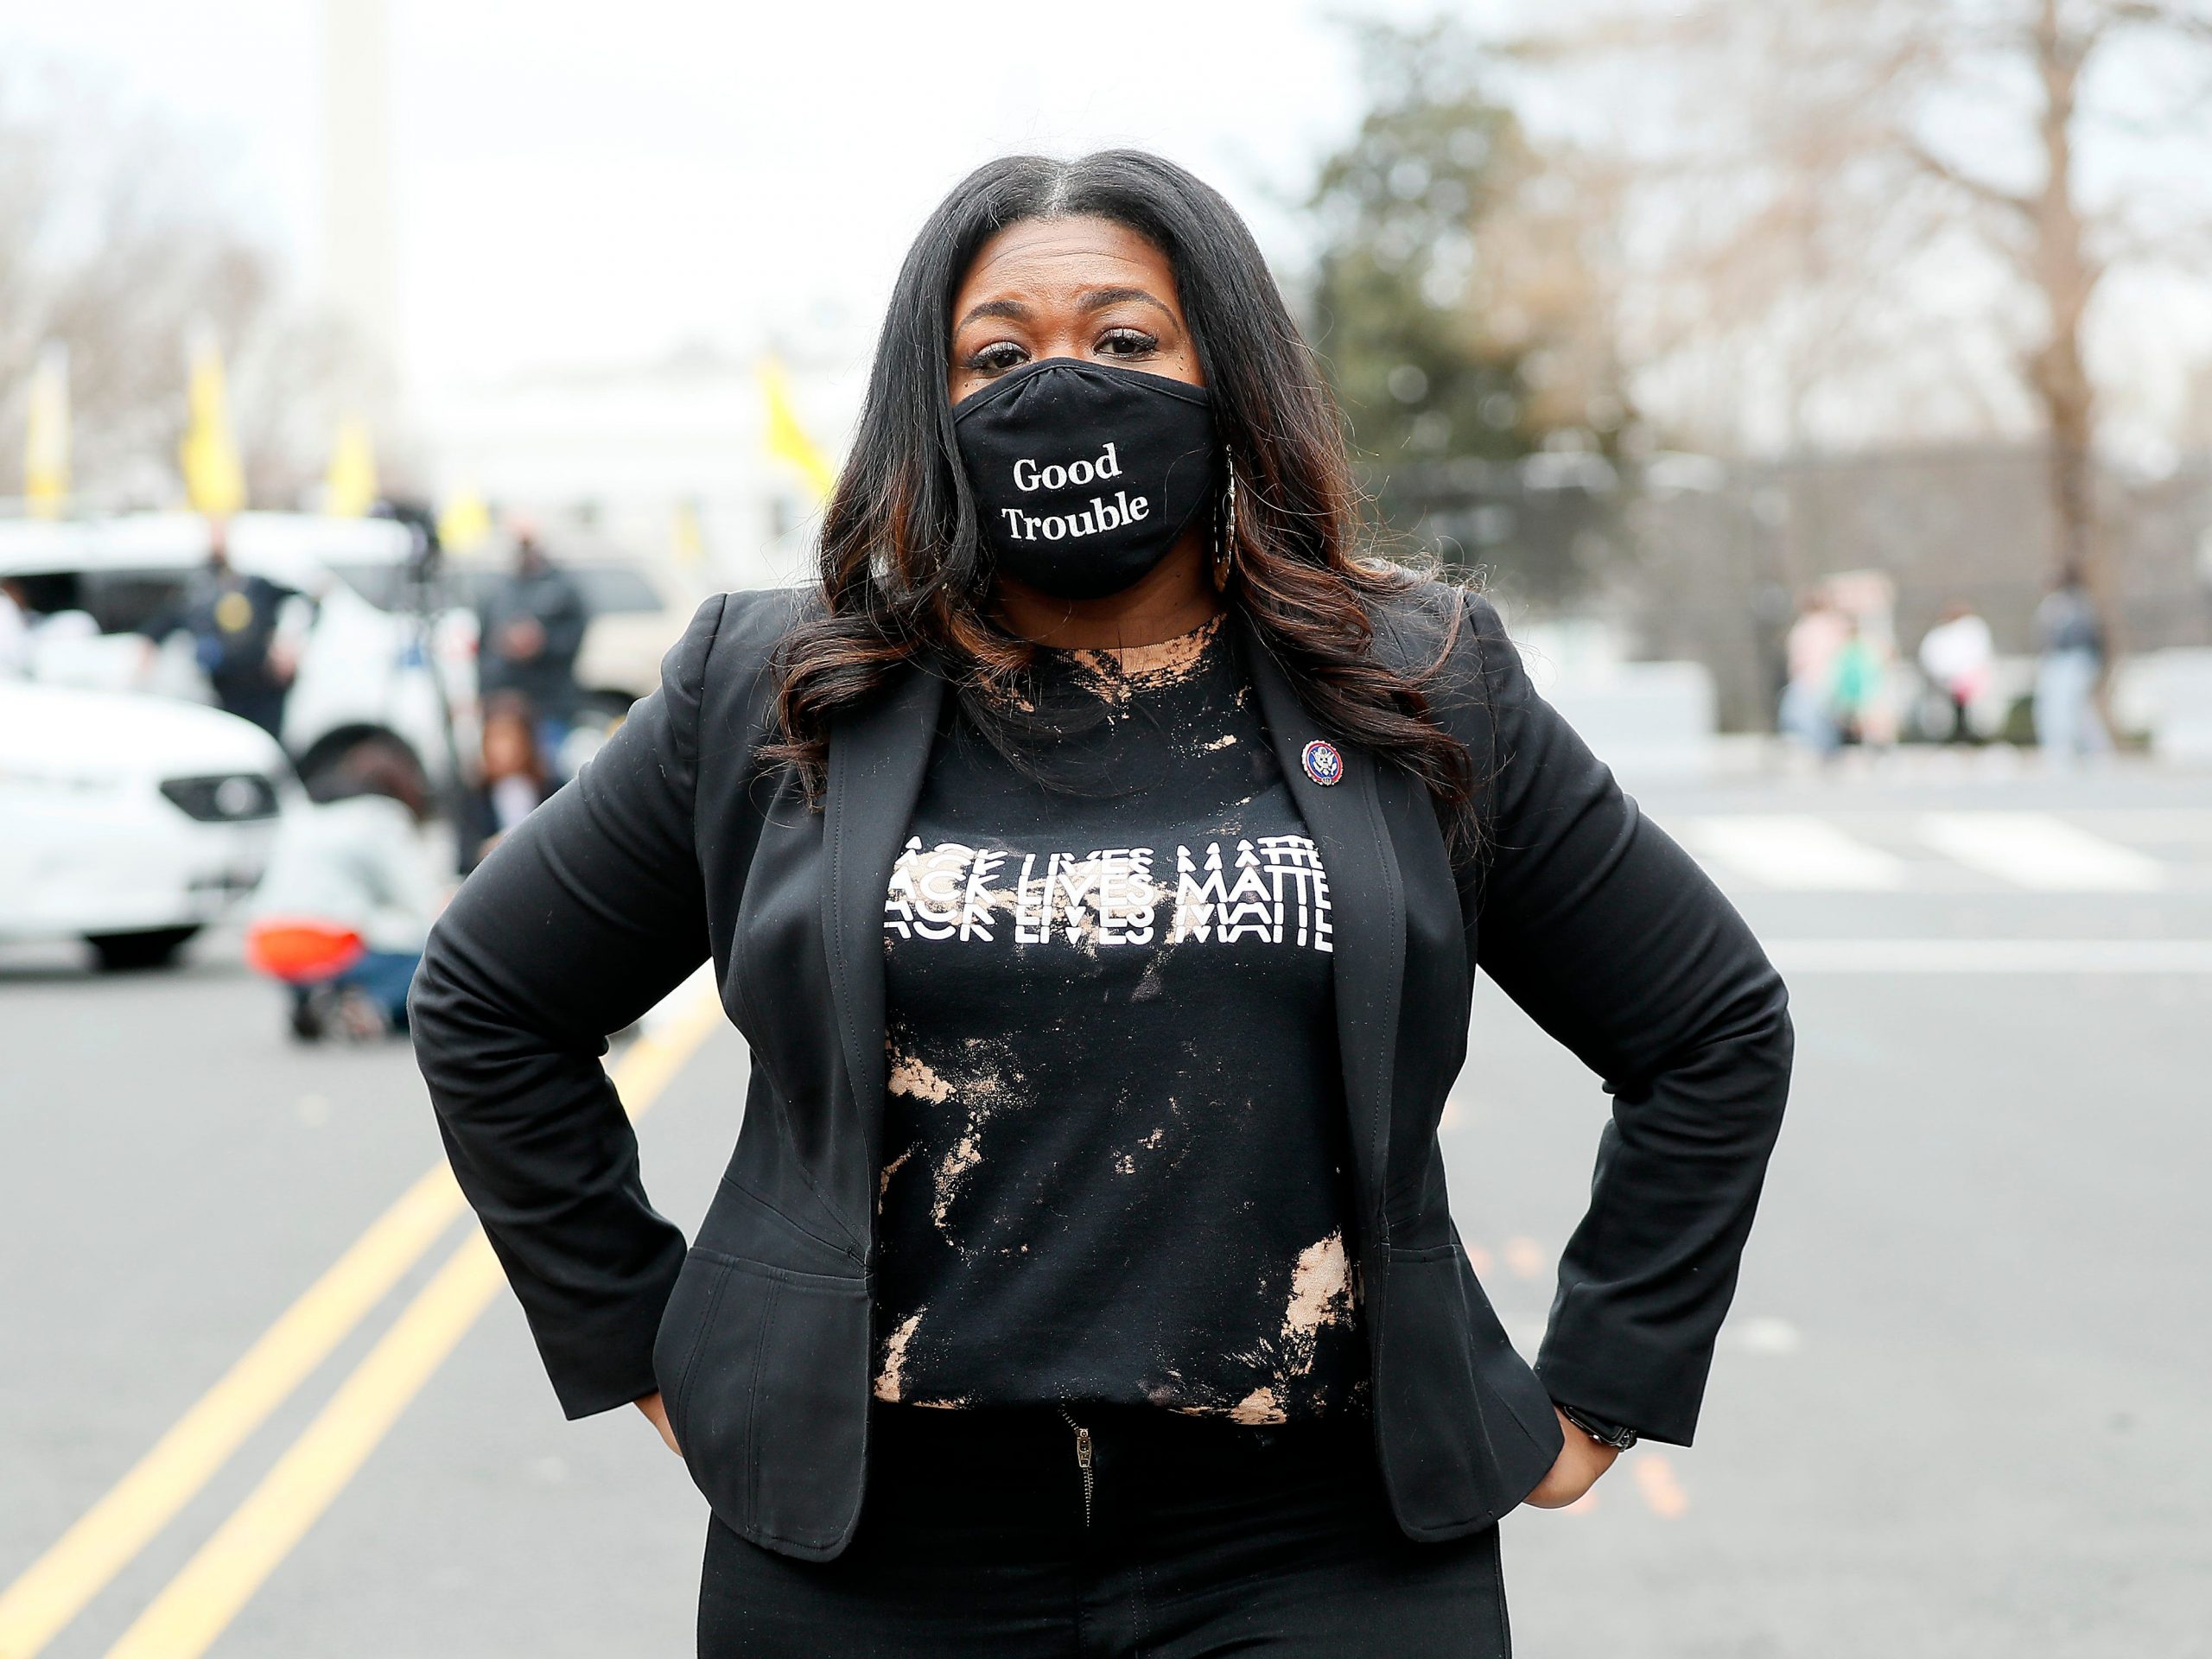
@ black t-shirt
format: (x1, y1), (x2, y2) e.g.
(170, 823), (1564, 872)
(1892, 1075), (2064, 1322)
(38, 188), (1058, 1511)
(874, 615), (1364, 1423)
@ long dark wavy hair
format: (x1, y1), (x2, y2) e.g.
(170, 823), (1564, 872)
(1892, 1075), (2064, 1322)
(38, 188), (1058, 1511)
(763, 149), (1475, 839)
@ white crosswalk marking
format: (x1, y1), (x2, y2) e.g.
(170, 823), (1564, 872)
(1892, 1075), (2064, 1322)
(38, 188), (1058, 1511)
(1676, 815), (1908, 890)
(1916, 812), (2166, 892)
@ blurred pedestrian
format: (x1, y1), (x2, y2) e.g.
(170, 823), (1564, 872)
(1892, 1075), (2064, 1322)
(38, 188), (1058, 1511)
(2, 574), (101, 686)
(459, 690), (556, 872)
(136, 518), (306, 739)
(1829, 617), (1890, 747)
(244, 739), (447, 1041)
(1917, 599), (1994, 743)
(2033, 564), (2109, 766)
(413, 151), (1791, 1658)
(0, 579), (28, 677)
(475, 515), (587, 767)
(1780, 589), (1847, 754)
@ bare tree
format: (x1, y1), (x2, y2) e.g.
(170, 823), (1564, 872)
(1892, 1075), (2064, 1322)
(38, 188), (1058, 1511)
(1523, 0), (2212, 589)
(0, 71), (365, 508)
(1304, 18), (1639, 600)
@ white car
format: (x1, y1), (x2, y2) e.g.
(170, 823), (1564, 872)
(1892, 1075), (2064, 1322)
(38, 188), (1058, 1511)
(0, 681), (289, 969)
(0, 512), (475, 794)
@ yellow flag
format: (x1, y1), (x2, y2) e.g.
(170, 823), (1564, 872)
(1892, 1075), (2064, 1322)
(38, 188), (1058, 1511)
(179, 333), (246, 515)
(24, 343), (69, 518)
(760, 357), (836, 503)
(437, 487), (492, 553)
(326, 416), (378, 516)
(672, 498), (706, 567)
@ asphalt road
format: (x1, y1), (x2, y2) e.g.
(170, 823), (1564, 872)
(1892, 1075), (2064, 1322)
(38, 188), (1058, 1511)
(3, 760), (2208, 1658)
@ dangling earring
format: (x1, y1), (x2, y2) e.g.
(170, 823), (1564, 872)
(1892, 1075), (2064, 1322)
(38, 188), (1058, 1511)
(1212, 454), (1239, 592)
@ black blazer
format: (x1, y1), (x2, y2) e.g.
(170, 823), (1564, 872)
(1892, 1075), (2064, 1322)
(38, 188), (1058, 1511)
(411, 582), (1791, 1563)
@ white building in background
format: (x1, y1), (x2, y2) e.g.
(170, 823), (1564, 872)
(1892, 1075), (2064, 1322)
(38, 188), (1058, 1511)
(418, 340), (861, 593)
(318, 0), (861, 587)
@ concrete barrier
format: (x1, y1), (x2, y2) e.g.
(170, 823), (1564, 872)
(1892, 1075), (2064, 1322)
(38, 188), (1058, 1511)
(2143, 648), (2212, 766)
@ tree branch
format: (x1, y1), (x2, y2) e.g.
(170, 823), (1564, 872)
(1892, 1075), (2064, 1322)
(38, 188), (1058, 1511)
(2103, 1), (2212, 45)
(1894, 135), (2037, 221)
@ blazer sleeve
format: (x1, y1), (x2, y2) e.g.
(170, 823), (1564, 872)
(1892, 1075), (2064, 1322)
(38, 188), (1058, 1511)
(1462, 596), (1793, 1446)
(409, 593), (728, 1419)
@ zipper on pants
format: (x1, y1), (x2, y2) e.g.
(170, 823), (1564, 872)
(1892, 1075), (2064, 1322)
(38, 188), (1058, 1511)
(1057, 1407), (1094, 1528)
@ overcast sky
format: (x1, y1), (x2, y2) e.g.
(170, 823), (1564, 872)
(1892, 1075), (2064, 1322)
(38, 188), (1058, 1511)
(0, 0), (1459, 405)
(10, 0), (2212, 466)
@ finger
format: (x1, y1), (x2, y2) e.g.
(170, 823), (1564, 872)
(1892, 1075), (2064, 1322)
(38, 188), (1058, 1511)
(1524, 1466), (1587, 1509)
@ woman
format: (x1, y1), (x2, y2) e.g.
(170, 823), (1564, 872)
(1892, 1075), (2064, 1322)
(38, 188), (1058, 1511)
(457, 690), (556, 872)
(248, 739), (446, 1040)
(1917, 599), (1993, 745)
(1781, 588), (1847, 755)
(2033, 564), (2110, 765)
(412, 151), (1791, 1657)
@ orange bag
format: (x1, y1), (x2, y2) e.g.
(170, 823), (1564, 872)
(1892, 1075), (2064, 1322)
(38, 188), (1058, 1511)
(244, 919), (368, 985)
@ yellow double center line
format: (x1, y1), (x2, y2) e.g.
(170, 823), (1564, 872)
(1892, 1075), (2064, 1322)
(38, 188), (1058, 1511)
(0, 987), (725, 1659)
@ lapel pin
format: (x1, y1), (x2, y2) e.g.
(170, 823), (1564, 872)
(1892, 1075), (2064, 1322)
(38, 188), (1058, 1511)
(1300, 739), (1344, 786)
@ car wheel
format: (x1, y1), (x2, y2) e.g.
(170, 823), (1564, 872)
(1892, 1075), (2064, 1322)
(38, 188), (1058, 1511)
(86, 926), (200, 972)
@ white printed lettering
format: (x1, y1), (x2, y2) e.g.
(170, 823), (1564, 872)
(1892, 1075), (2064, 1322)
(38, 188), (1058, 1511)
(1011, 442), (1124, 494)
(1219, 840), (1277, 942)
(893, 836), (1331, 956)
(997, 492), (1146, 543)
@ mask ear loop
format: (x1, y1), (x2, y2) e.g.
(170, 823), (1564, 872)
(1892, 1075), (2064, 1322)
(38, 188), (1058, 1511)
(1211, 452), (1239, 593)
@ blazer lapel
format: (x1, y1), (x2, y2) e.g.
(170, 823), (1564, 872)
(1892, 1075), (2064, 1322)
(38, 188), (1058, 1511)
(1238, 619), (1407, 1236)
(823, 661), (945, 1195)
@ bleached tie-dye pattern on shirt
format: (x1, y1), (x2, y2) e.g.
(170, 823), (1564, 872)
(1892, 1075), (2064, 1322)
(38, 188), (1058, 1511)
(873, 616), (1364, 1424)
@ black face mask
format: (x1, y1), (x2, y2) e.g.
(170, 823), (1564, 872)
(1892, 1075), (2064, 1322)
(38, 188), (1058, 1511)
(951, 358), (1218, 601)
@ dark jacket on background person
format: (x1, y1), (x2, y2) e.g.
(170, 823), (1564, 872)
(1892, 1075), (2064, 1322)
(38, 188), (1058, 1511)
(410, 582), (1793, 1564)
(2036, 582), (2105, 661)
(140, 567), (298, 737)
(476, 562), (588, 720)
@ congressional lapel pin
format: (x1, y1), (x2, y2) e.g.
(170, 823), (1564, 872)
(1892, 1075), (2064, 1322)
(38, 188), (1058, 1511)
(1300, 739), (1344, 786)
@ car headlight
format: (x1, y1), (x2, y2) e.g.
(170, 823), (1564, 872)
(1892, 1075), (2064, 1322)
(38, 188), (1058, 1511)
(159, 773), (282, 823)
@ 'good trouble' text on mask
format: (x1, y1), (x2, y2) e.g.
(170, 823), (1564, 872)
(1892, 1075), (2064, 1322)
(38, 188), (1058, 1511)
(1001, 442), (1152, 543)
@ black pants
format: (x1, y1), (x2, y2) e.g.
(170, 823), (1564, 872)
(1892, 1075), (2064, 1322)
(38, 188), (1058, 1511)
(698, 1404), (1510, 1657)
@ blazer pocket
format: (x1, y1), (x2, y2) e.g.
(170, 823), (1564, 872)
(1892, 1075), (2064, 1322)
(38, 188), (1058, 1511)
(652, 1248), (738, 1454)
(1451, 1243), (1570, 1465)
(1372, 1241), (1563, 1538)
(655, 1247), (871, 1560)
